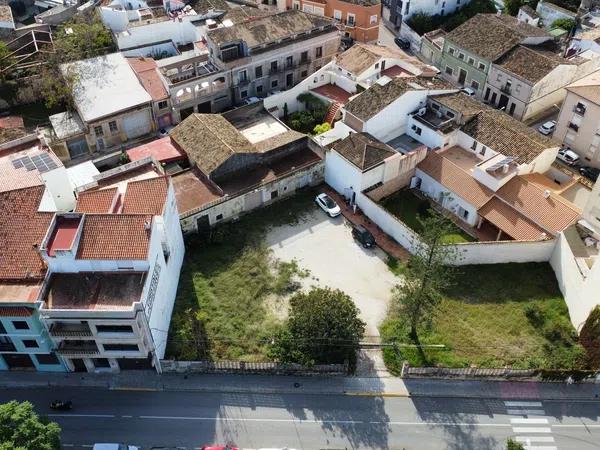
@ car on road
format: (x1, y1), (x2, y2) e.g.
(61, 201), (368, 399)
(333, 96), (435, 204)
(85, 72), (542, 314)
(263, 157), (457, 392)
(201, 447), (238, 450)
(352, 224), (375, 248)
(460, 87), (476, 96)
(315, 193), (341, 217)
(394, 37), (410, 50)
(579, 166), (600, 182)
(93, 444), (139, 450)
(243, 96), (260, 105)
(557, 148), (580, 166)
(538, 120), (556, 135)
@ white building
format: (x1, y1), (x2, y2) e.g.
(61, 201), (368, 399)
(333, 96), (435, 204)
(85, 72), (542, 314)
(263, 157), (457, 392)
(38, 174), (184, 373)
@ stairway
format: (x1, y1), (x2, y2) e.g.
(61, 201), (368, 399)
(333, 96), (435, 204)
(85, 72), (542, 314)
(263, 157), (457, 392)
(324, 102), (342, 125)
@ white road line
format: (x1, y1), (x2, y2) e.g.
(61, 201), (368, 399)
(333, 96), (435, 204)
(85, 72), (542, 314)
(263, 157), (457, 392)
(523, 446), (557, 450)
(553, 424), (600, 428)
(512, 427), (552, 433)
(121, 415), (133, 418)
(511, 418), (549, 424)
(507, 409), (546, 415)
(515, 437), (555, 443)
(48, 414), (115, 418)
(504, 401), (543, 407)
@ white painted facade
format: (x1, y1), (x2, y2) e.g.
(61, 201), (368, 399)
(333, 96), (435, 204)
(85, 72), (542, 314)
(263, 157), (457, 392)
(115, 20), (203, 50)
(401, 0), (466, 21)
(535, 0), (576, 29)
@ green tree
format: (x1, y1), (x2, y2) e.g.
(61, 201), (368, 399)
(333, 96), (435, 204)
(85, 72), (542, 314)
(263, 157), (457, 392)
(551, 18), (577, 31)
(580, 305), (600, 369)
(270, 287), (366, 366)
(504, 0), (524, 16)
(0, 401), (61, 450)
(392, 212), (459, 338)
(506, 438), (525, 450)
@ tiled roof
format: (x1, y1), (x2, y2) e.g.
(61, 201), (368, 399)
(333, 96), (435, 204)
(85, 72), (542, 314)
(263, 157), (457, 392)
(333, 132), (396, 171)
(76, 214), (152, 260)
(208, 10), (334, 48)
(126, 57), (169, 101)
(479, 196), (547, 240)
(0, 186), (53, 281)
(431, 92), (484, 118)
(0, 145), (62, 193)
(125, 137), (186, 163)
(189, 0), (229, 15)
(565, 70), (600, 105)
(122, 176), (169, 215)
(417, 150), (493, 208)
(496, 176), (580, 234)
(345, 76), (453, 121)
(335, 43), (423, 76)
(170, 114), (254, 175)
(461, 110), (557, 164)
(494, 45), (573, 84)
(75, 188), (118, 213)
(445, 14), (550, 61)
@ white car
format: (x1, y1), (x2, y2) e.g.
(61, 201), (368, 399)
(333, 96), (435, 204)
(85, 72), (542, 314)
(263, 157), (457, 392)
(315, 193), (341, 217)
(93, 445), (139, 450)
(243, 96), (260, 105)
(460, 87), (476, 96)
(557, 148), (580, 166)
(538, 120), (556, 135)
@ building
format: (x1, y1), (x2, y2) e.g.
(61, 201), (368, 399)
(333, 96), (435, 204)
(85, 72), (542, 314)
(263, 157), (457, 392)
(382, 0), (471, 30)
(420, 29), (447, 66)
(554, 71), (600, 167)
(483, 43), (600, 120)
(38, 173), (184, 373)
(535, 0), (577, 29)
(287, 0), (381, 43)
(517, 5), (540, 26)
(169, 103), (325, 232)
(439, 14), (552, 98)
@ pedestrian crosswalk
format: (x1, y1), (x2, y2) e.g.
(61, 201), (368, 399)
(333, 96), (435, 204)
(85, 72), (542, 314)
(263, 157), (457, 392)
(505, 400), (557, 450)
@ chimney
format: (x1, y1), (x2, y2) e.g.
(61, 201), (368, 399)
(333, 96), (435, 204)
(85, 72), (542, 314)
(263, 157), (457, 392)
(32, 243), (48, 271)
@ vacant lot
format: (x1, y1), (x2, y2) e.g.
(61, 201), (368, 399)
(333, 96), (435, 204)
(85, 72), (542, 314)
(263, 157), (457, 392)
(381, 189), (475, 244)
(380, 263), (586, 373)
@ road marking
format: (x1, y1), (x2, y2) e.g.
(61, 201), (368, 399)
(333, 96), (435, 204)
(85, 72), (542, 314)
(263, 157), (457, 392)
(48, 414), (115, 418)
(504, 401), (543, 407)
(110, 387), (160, 392)
(553, 424), (600, 428)
(507, 409), (546, 416)
(512, 427), (552, 434)
(522, 447), (557, 450)
(121, 415), (133, 418)
(511, 418), (549, 424)
(515, 437), (555, 443)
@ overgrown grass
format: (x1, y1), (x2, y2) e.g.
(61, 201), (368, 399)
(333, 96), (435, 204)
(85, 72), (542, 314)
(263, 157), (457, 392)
(381, 190), (475, 244)
(381, 263), (586, 373)
(166, 188), (318, 361)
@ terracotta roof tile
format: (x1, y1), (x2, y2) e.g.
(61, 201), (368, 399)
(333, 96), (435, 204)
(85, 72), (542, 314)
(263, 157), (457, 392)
(479, 196), (548, 240)
(417, 150), (493, 208)
(122, 176), (169, 215)
(75, 187), (118, 213)
(126, 57), (169, 101)
(76, 214), (152, 260)
(334, 132), (396, 171)
(0, 186), (53, 281)
(496, 176), (580, 234)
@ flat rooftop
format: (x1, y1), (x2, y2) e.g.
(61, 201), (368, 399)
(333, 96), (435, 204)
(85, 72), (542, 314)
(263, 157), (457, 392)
(46, 216), (81, 256)
(172, 168), (224, 216)
(0, 282), (42, 303)
(233, 112), (289, 144)
(45, 272), (146, 310)
(441, 146), (480, 171)
(126, 137), (186, 164)
(311, 84), (352, 104)
(386, 134), (427, 154)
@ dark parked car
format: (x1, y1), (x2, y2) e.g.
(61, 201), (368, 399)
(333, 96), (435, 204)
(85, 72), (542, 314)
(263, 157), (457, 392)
(394, 37), (410, 50)
(352, 224), (375, 248)
(579, 166), (600, 182)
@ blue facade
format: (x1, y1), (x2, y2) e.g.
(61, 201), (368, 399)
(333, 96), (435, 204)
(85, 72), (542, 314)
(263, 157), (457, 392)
(0, 306), (66, 372)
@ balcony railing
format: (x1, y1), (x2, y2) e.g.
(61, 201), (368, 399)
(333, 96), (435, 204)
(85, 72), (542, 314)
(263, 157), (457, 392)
(573, 105), (586, 116)
(50, 323), (93, 338)
(500, 84), (512, 95)
(57, 342), (100, 356)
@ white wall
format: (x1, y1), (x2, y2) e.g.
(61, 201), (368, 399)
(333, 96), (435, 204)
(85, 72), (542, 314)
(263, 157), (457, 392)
(450, 239), (556, 265)
(100, 7), (130, 32)
(405, 115), (446, 149)
(325, 149), (364, 195)
(116, 19), (201, 50)
(536, 0), (575, 28)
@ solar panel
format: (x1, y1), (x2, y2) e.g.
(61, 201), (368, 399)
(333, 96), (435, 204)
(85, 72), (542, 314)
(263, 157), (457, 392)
(23, 158), (36, 171)
(12, 158), (24, 169)
(486, 157), (515, 172)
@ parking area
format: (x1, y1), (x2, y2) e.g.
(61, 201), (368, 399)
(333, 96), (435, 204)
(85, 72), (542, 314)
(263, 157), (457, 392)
(266, 208), (397, 338)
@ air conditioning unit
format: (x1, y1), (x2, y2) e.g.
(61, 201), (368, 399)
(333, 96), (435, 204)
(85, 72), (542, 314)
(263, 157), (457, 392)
(417, 107), (426, 116)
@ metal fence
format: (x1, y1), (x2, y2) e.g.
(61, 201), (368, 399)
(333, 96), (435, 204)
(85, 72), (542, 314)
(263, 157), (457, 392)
(401, 363), (536, 379)
(161, 360), (348, 375)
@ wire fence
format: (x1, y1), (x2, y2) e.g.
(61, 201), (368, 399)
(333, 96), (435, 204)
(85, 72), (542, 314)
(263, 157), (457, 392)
(161, 359), (349, 375)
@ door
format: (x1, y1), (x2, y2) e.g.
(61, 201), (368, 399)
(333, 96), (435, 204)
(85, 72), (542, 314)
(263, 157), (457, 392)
(67, 137), (89, 159)
(3, 353), (35, 370)
(286, 73), (294, 87)
(71, 358), (87, 372)
(498, 94), (509, 111)
(196, 215), (210, 232)
(458, 68), (467, 85)
(122, 110), (151, 140)
(490, 92), (497, 104)
(197, 101), (211, 113)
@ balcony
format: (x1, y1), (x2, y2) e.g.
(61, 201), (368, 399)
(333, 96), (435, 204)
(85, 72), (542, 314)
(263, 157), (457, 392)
(0, 342), (16, 352)
(573, 105), (586, 116)
(500, 84), (512, 95)
(57, 341), (100, 357)
(49, 323), (93, 338)
(568, 122), (579, 132)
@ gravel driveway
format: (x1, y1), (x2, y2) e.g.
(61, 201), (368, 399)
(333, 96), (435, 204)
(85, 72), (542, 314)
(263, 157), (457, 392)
(266, 209), (398, 338)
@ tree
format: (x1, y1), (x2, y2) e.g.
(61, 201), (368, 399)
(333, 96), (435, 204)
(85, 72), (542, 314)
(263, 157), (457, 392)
(551, 18), (577, 31)
(270, 287), (366, 366)
(392, 212), (459, 338)
(506, 438), (525, 450)
(580, 305), (600, 369)
(504, 0), (524, 16)
(0, 401), (61, 450)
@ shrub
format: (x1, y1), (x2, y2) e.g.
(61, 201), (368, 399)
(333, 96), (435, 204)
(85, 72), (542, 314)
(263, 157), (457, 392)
(551, 18), (576, 31)
(580, 306), (600, 368)
(525, 303), (546, 327)
(506, 439), (525, 450)
(407, 0), (496, 35)
(313, 122), (331, 135)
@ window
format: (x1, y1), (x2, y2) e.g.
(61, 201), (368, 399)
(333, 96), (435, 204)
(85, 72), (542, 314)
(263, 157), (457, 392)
(471, 140), (477, 150)
(568, 122), (579, 132)
(448, 47), (455, 55)
(94, 125), (104, 137)
(445, 66), (453, 76)
(411, 124), (422, 135)
(370, 14), (378, 24)
(96, 325), (134, 334)
(255, 66), (263, 78)
(315, 46), (323, 58)
(108, 120), (118, 134)
(22, 339), (38, 348)
(467, 57), (475, 65)
(36, 353), (60, 365)
(270, 61), (278, 72)
(314, 6), (324, 15)
(12, 321), (29, 330)
(509, 103), (516, 115)
(446, 111), (455, 118)
(271, 190), (278, 200)
(575, 102), (586, 115)
(431, 103), (440, 110)
(302, 3), (313, 13)
(238, 69), (247, 82)
(478, 62), (486, 71)
(375, 62), (379, 69)
(347, 13), (355, 26)
(300, 50), (308, 63)
(241, 90), (248, 99)
(458, 206), (469, 221)
(256, 85), (263, 93)
(479, 146), (486, 156)
(158, 100), (168, 109)
(470, 80), (479, 90)
(103, 344), (139, 352)
(216, 213), (223, 221)
(93, 358), (111, 368)
(292, 0), (299, 9)
(458, 52), (465, 60)
(301, 70), (307, 77)
(0, 322), (6, 334)
(484, 87), (490, 100)
(271, 79), (278, 88)
(333, 9), (342, 20)
(286, 55), (293, 68)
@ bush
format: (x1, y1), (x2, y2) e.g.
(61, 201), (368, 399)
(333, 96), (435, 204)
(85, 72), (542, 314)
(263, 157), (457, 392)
(551, 18), (576, 30)
(580, 306), (600, 369)
(506, 439), (525, 450)
(313, 122), (331, 135)
(525, 303), (546, 327)
(407, 0), (496, 35)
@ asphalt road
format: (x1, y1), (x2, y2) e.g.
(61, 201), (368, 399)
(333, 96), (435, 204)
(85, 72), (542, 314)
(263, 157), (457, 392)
(2, 388), (599, 450)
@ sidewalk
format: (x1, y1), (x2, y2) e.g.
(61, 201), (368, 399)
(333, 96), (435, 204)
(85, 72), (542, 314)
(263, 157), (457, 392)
(0, 371), (598, 401)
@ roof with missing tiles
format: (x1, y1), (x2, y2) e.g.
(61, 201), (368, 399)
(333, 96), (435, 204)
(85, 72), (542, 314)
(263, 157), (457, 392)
(333, 132), (396, 171)
(494, 44), (576, 84)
